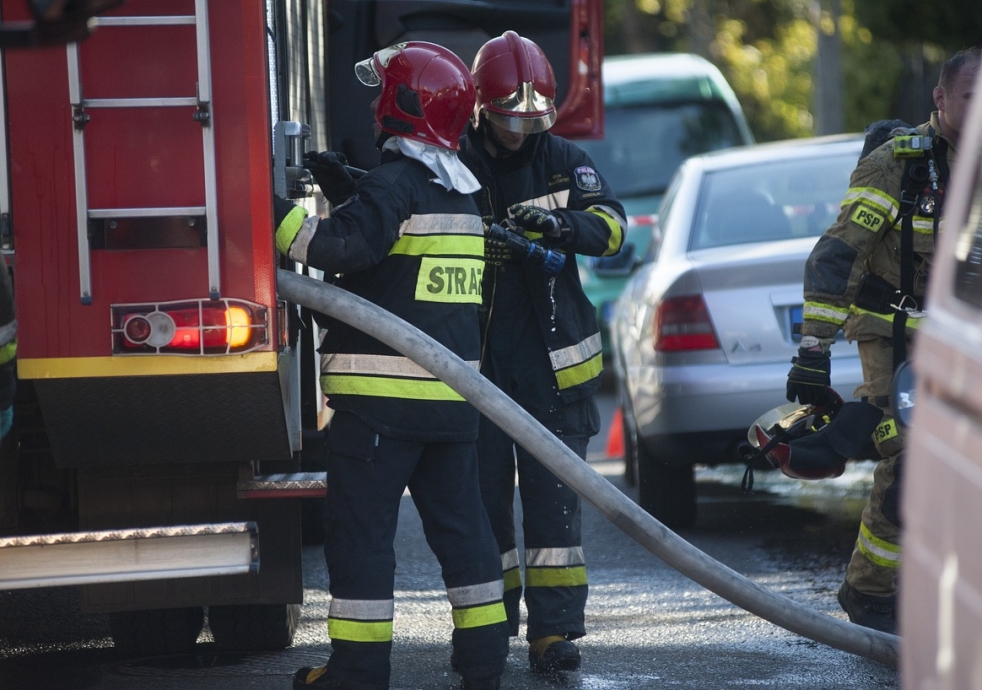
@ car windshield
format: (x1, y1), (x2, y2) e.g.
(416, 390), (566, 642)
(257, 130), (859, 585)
(689, 150), (856, 250)
(577, 101), (745, 199)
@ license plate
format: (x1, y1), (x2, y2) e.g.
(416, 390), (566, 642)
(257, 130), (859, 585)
(790, 305), (803, 342)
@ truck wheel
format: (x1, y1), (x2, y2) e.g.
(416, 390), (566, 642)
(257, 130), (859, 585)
(621, 403), (639, 487)
(208, 603), (301, 652)
(636, 438), (697, 530)
(108, 607), (204, 656)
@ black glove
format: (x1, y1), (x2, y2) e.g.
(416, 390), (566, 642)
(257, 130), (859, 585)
(273, 195), (299, 229)
(509, 204), (566, 239)
(304, 150), (355, 205)
(786, 347), (832, 405)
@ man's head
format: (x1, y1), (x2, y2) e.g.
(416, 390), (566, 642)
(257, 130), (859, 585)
(933, 46), (981, 144)
(355, 41), (475, 151)
(471, 31), (557, 155)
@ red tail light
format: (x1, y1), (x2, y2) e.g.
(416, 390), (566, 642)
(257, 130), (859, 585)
(653, 295), (719, 352)
(112, 299), (269, 355)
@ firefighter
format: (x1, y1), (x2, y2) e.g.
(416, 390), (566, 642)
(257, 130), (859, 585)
(273, 41), (509, 690)
(457, 31), (626, 673)
(787, 47), (980, 635)
(0, 259), (14, 441)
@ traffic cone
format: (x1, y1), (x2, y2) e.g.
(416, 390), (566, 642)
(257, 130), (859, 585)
(605, 407), (624, 459)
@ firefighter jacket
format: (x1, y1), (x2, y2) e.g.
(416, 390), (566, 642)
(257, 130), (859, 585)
(801, 113), (953, 346)
(459, 126), (627, 403)
(275, 151), (485, 443)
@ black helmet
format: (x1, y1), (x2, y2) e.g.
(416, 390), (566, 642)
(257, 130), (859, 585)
(747, 389), (883, 480)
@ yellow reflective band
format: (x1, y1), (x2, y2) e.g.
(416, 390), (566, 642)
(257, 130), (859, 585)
(850, 204), (887, 233)
(856, 522), (901, 569)
(390, 233), (484, 258)
(555, 353), (603, 390)
(275, 205), (308, 256)
(503, 568), (522, 592)
(908, 217), (939, 235)
(451, 601), (508, 630)
(803, 301), (849, 326)
(415, 258), (484, 304)
(0, 339), (16, 366)
(19, 352), (279, 379)
(843, 187), (899, 220)
(525, 565), (588, 588)
(874, 418), (899, 444)
(328, 617), (394, 643)
(848, 306), (926, 328)
(320, 374), (465, 401)
(587, 207), (625, 257)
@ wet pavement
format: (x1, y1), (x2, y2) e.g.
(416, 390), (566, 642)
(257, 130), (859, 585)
(0, 390), (901, 689)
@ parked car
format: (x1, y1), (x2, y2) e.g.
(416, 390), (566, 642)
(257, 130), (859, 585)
(576, 53), (755, 356)
(607, 134), (867, 529)
(901, 66), (982, 685)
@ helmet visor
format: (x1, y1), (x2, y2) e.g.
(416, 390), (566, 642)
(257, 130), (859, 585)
(483, 80), (556, 133)
(354, 43), (408, 87)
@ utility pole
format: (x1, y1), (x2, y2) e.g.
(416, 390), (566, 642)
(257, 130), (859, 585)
(812, 0), (844, 135)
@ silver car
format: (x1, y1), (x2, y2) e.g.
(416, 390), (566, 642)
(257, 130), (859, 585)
(607, 134), (867, 529)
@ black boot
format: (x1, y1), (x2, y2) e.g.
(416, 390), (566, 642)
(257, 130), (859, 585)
(460, 676), (501, 690)
(837, 581), (896, 635)
(528, 635), (581, 673)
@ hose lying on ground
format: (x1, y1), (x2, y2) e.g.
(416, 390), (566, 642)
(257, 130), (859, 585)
(277, 269), (899, 667)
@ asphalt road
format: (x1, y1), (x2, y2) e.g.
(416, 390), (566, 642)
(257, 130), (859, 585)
(0, 390), (900, 690)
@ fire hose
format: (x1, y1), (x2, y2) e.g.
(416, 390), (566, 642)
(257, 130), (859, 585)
(276, 268), (899, 667)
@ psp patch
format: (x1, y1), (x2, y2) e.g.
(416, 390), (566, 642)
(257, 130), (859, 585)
(574, 166), (602, 192)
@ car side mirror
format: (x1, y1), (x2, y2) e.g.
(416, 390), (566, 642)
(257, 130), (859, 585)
(591, 242), (637, 278)
(891, 360), (916, 428)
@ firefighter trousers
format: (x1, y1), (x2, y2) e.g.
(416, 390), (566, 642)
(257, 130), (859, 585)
(321, 411), (510, 689)
(846, 336), (906, 597)
(476, 403), (596, 642)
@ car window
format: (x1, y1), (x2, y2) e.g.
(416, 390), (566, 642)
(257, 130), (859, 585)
(577, 102), (745, 199)
(953, 156), (982, 308)
(689, 150), (856, 250)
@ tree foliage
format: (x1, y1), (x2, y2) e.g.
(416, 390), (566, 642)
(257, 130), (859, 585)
(603, 0), (966, 141)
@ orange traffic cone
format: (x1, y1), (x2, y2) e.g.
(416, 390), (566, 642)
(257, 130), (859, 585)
(605, 407), (624, 459)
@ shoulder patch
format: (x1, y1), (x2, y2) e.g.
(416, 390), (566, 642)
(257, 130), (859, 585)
(574, 166), (602, 192)
(850, 204), (886, 232)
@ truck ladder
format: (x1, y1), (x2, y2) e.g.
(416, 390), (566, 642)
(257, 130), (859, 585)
(67, 0), (220, 304)
(0, 522), (258, 590)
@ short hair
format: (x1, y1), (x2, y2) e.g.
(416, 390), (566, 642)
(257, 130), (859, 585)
(938, 46), (981, 91)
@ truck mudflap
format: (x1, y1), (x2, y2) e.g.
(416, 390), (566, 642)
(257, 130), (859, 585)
(0, 521), (258, 590)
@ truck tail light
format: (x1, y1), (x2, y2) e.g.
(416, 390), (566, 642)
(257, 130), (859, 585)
(653, 295), (719, 352)
(112, 299), (268, 355)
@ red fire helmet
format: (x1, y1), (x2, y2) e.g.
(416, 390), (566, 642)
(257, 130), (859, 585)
(471, 31), (557, 134)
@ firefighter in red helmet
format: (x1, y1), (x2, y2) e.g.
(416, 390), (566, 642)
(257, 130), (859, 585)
(274, 41), (509, 690)
(458, 31), (626, 675)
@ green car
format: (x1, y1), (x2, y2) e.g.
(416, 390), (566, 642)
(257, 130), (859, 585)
(576, 53), (755, 357)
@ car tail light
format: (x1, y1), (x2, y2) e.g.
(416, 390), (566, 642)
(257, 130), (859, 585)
(112, 299), (269, 355)
(653, 295), (719, 352)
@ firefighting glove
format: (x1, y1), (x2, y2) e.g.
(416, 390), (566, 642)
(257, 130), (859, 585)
(273, 195), (298, 229)
(303, 151), (355, 205)
(786, 347), (832, 405)
(508, 204), (570, 245)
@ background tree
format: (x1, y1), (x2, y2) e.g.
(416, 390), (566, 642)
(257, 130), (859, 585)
(603, 0), (967, 141)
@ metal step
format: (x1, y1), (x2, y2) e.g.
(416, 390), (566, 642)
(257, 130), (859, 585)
(238, 472), (327, 499)
(0, 522), (257, 590)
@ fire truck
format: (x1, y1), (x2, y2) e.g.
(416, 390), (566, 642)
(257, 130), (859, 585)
(0, 0), (603, 655)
